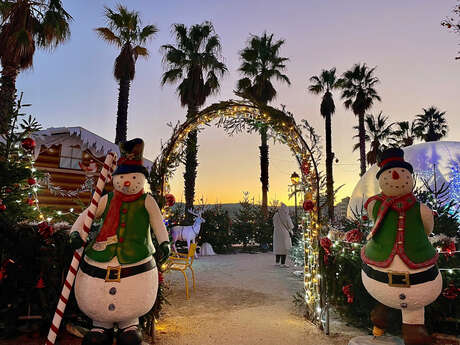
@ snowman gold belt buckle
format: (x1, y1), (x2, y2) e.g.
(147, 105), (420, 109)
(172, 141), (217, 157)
(105, 265), (122, 283)
(388, 271), (410, 288)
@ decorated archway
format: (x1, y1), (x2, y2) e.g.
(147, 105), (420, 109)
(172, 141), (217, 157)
(150, 99), (326, 326)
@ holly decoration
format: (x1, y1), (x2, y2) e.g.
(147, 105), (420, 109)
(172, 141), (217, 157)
(442, 283), (459, 300)
(303, 199), (314, 211)
(442, 240), (456, 258)
(36, 276), (45, 289)
(345, 229), (363, 243)
(301, 160), (310, 175)
(165, 193), (176, 207)
(21, 137), (36, 151)
(37, 221), (54, 239)
(342, 284), (354, 303)
(27, 177), (36, 185)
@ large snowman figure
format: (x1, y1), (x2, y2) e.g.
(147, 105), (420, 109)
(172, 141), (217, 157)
(69, 138), (170, 345)
(361, 148), (442, 345)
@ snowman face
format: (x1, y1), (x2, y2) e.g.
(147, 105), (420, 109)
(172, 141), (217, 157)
(378, 168), (414, 196)
(113, 172), (145, 195)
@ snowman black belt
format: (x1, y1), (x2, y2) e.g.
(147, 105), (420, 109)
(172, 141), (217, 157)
(80, 258), (156, 282)
(362, 262), (438, 288)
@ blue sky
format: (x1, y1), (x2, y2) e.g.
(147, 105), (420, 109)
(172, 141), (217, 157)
(17, 0), (460, 204)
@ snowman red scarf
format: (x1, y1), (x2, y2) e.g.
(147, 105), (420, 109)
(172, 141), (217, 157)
(95, 190), (144, 242)
(364, 192), (416, 241)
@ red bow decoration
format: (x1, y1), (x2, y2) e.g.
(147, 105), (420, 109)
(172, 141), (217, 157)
(342, 284), (354, 303)
(38, 222), (54, 239)
(165, 193), (176, 207)
(442, 283), (459, 300)
(345, 229), (363, 243)
(320, 237), (332, 264)
(443, 241), (456, 258)
(301, 160), (310, 175)
(36, 276), (45, 289)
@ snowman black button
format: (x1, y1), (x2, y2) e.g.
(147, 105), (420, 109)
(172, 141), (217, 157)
(109, 287), (117, 295)
(108, 303), (116, 311)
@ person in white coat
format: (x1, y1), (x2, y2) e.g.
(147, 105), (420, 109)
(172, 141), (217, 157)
(272, 203), (294, 267)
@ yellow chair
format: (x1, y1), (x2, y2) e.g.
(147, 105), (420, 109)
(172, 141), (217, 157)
(166, 243), (197, 299)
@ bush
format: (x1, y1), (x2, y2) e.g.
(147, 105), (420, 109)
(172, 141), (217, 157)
(197, 205), (233, 254)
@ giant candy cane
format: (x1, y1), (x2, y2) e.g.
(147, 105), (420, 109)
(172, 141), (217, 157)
(46, 152), (117, 345)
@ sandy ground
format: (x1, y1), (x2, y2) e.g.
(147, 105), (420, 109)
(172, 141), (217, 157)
(153, 252), (365, 345)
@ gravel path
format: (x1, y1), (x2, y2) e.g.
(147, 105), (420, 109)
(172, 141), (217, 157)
(153, 252), (364, 345)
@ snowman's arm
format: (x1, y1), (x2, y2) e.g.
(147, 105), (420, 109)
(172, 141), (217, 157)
(366, 200), (377, 221)
(70, 194), (108, 241)
(145, 194), (169, 244)
(420, 203), (434, 235)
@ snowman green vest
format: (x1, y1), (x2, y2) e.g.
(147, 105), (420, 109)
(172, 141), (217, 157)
(361, 193), (438, 269)
(85, 191), (155, 264)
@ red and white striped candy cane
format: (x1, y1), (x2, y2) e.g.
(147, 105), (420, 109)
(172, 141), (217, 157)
(46, 152), (117, 345)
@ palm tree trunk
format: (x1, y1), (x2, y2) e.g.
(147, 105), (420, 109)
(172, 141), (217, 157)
(358, 112), (366, 176)
(325, 113), (334, 221)
(0, 65), (19, 133)
(260, 125), (269, 216)
(115, 78), (131, 144)
(184, 106), (199, 222)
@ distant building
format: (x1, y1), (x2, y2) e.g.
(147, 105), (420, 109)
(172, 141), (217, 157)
(334, 197), (350, 220)
(31, 127), (153, 211)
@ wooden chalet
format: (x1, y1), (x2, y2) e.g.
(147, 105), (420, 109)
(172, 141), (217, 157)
(31, 127), (153, 211)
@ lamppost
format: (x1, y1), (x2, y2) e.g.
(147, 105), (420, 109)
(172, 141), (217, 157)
(290, 172), (300, 230)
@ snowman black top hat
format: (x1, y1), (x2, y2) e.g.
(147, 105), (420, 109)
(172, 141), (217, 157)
(113, 138), (149, 177)
(376, 147), (413, 179)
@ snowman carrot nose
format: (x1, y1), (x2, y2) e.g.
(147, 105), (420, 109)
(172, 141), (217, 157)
(392, 171), (400, 180)
(124, 181), (131, 187)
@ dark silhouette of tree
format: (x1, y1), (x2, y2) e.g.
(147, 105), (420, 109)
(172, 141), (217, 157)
(414, 106), (448, 142)
(236, 32), (290, 215)
(340, 63), (381, 176)
(161, 22), (227, 213)
(0, 0), (71, 133)
(95, 5), (158, 144)
(308, 68), (341, 221)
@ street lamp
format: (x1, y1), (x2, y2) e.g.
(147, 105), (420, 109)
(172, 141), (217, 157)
(290, 172), (300, 230)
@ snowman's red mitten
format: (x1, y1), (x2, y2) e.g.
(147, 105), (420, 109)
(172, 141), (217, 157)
(69, 231), (84, 250)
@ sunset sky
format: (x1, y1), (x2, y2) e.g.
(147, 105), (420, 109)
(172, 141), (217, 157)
(17, 0), (460, 206)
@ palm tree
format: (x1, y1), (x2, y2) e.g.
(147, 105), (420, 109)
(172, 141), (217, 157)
(95, 5), (158, 144)
(413, 106), (448, 142)
(308, 68), (341, 221)
(0, 0), (71, 132)
(161, 22), (227, 213)
(236, 32), (290, 215)
(353, 112), (394, 165)
(391, 121), (417, 147)
(340, 63), (381, 176)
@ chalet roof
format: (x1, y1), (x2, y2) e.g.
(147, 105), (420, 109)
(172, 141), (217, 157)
(31, 127), (153, 171)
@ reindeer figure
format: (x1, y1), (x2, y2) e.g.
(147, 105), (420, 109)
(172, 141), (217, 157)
(171, 208), (205, 257)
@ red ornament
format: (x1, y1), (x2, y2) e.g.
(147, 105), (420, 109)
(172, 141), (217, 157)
(301, 160), (310, 175)
(342, 284), (354, 303)
(5, 188), (12, 193)
(158, 271), (164, 284)
(21, 138), (36, 151)
(303, 199), (314, 211)
(165, 193), (176, 207)
(320, 237), (333, 261)
(0, 204), (6, 211)
(345, 229), (363, 243)
(27, 198), (34, 206)
(442, 283), (459, 300)
(36, 277), (45, 289)
(443, 241), (457, 258)
(38, 222), (54, 239)
(361, 215), (369, 221)
(28, 178), (36, 185)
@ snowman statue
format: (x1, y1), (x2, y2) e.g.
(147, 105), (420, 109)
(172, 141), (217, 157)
(69, 138), (170, 345)
(360, 148), (442, 345)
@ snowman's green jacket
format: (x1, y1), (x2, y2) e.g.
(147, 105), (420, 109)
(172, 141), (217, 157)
(362, 199), (438, 269)
(85, 192), (155, 264)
